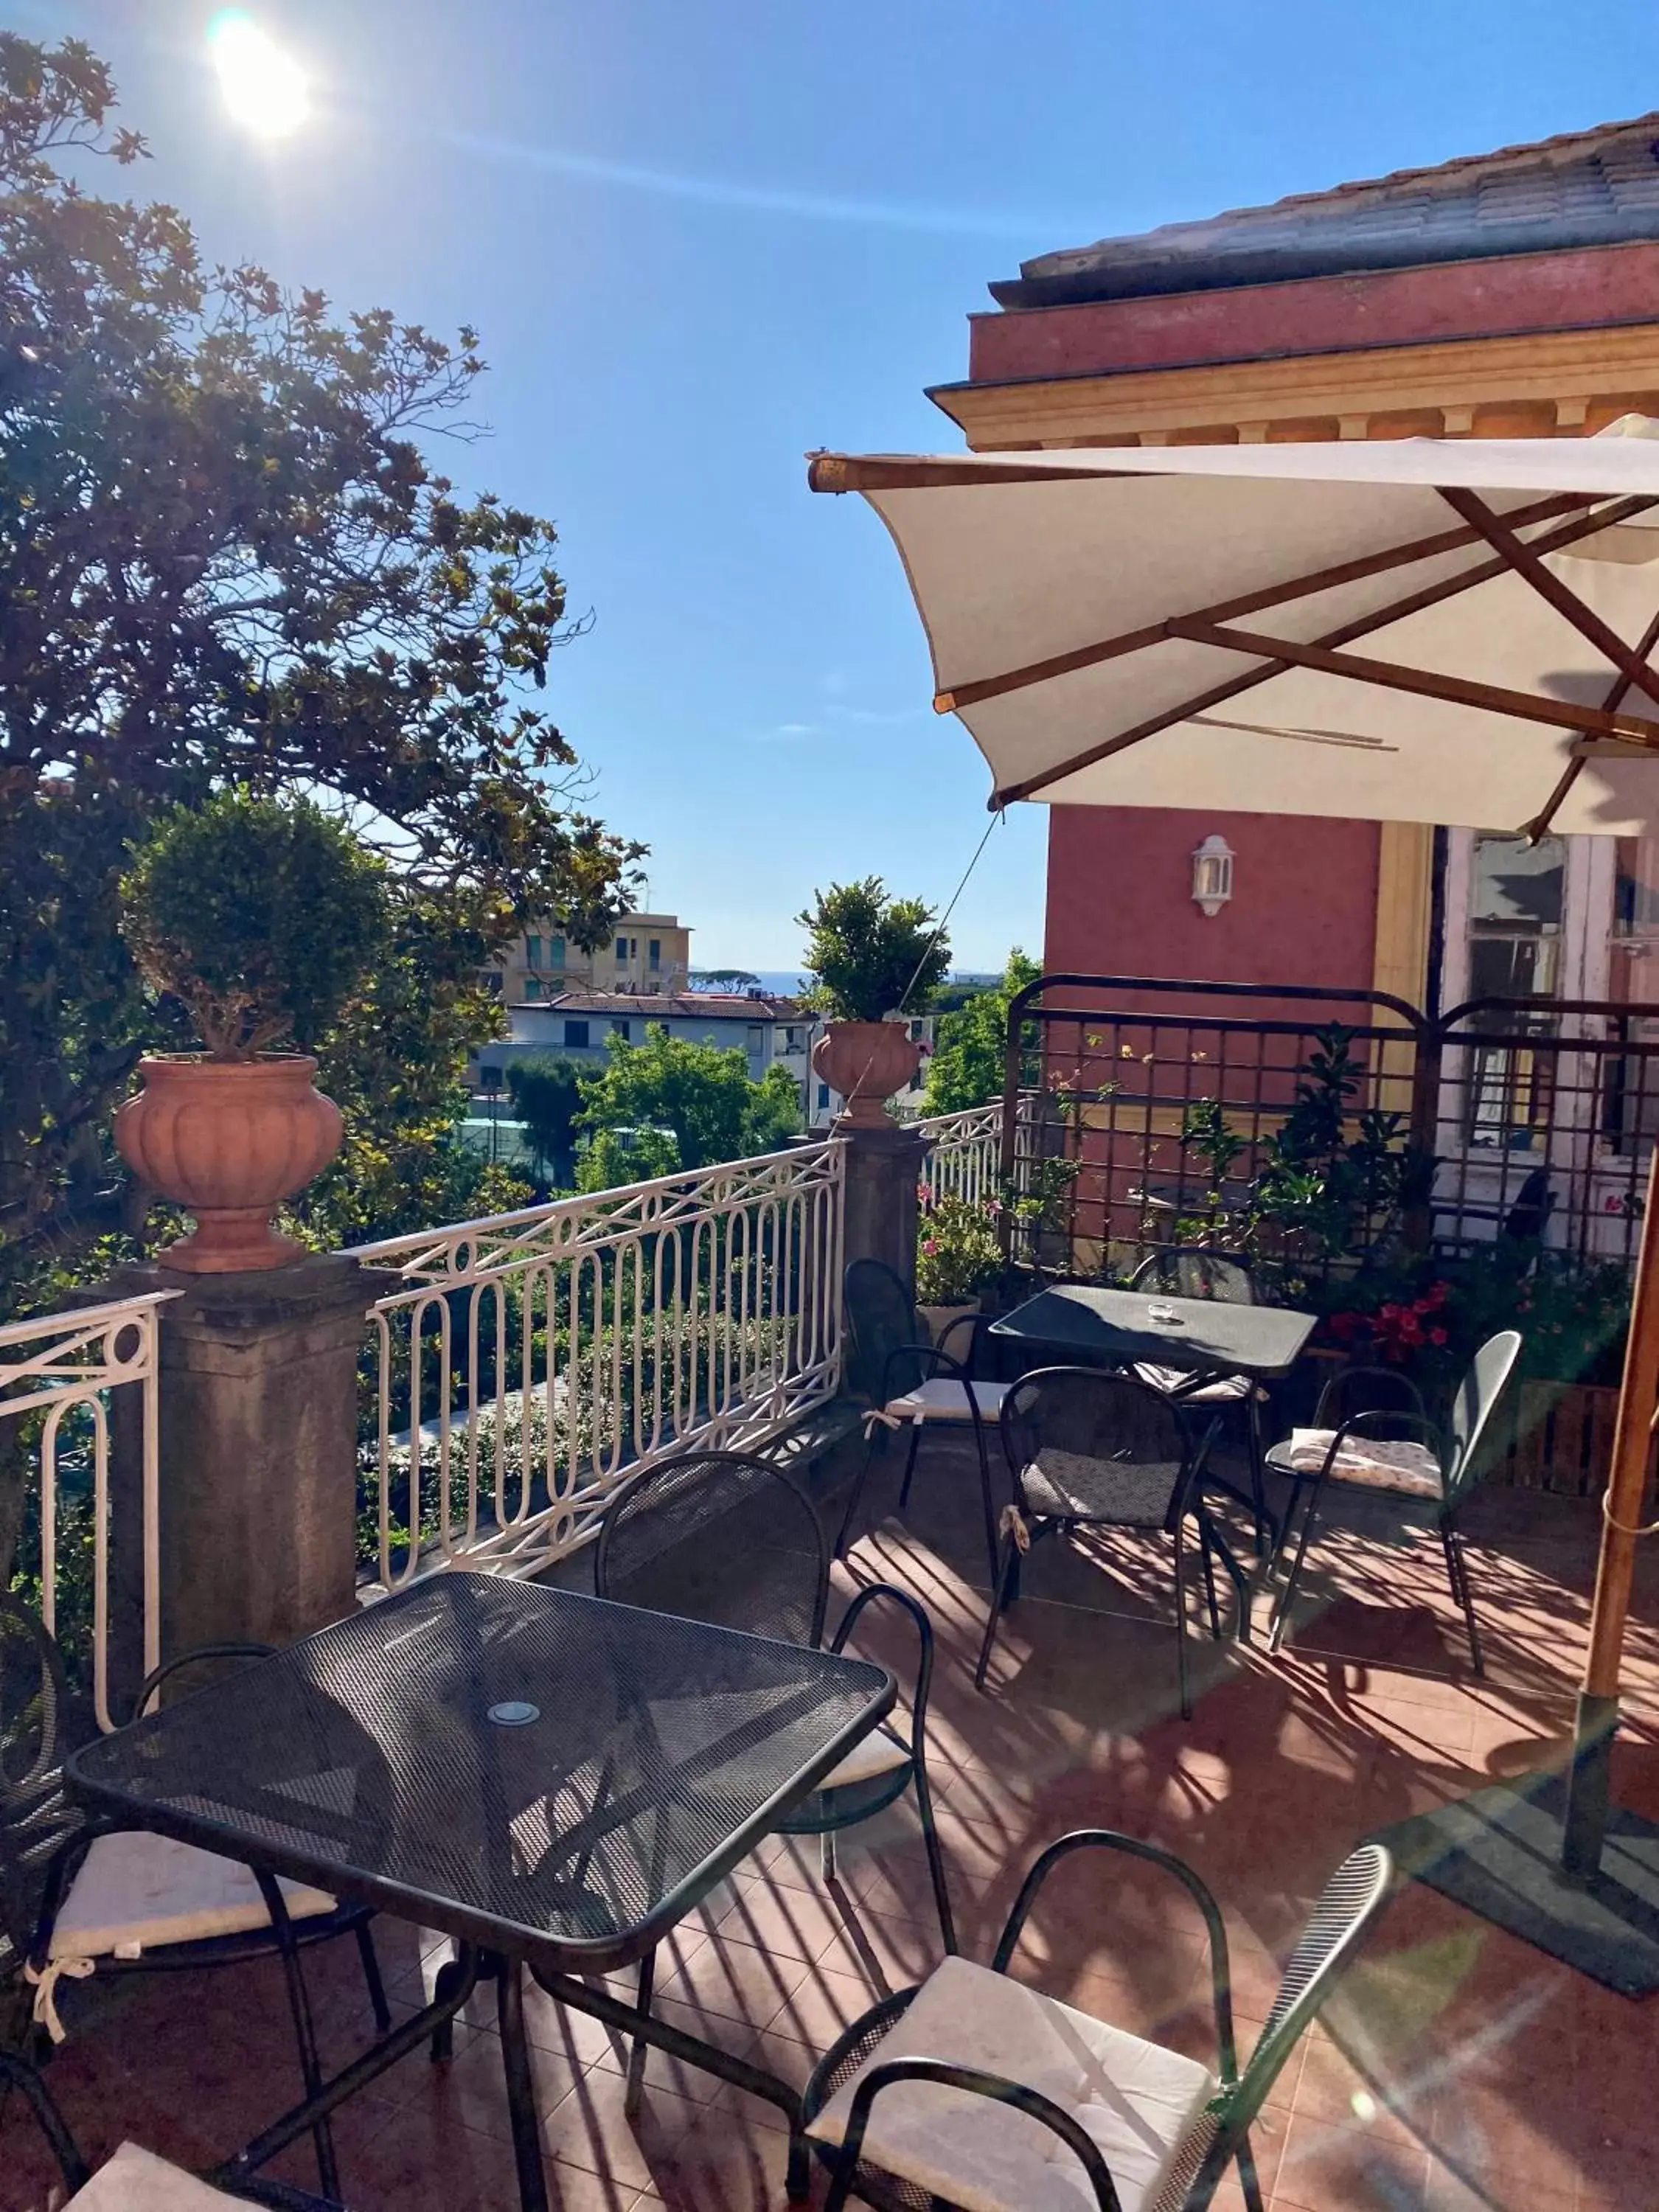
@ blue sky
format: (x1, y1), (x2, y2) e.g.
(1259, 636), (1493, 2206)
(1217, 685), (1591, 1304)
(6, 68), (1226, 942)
(22, 0), (1659, 965)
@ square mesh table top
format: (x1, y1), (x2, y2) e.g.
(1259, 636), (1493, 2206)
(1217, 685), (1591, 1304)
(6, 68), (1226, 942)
(992, 1284), (1315, 1379)
(66, 1573), (894, 1973)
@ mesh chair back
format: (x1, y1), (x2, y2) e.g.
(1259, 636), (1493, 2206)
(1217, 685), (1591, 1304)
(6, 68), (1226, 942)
(594, 1451), (829, 1649)
(1447, 1330), (1523, 1496)
(844, 1258), (929, 1402)
(1312, 1363), (1427, 1434)
(1003, 1368), (1192, 1528)
(1223, 1843), (1393, 2143)
(1131, 1248), (1256, 1305)
(0, 1594), (81, 1964)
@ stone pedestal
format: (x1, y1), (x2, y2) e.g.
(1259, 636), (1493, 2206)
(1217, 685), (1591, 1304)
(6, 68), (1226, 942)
(835, 1120), (928, 1299)
(102, 1254), (399, 1683)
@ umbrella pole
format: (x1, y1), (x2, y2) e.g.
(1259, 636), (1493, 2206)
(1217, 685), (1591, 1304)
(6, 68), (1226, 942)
(1562, 1144), (1659, 1877)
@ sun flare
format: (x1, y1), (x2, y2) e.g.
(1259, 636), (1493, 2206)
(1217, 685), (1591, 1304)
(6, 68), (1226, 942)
(208, 13), (309, 137)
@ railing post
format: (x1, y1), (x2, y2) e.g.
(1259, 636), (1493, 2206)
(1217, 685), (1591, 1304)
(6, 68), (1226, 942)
(105, 1254), (400, 1661)
(1405, 1015), (1444, 1256)
(835, 1121), (928, 1304)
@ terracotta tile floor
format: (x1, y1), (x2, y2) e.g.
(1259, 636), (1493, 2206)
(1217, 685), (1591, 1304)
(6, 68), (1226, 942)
(7, 1439), (1659, 2211)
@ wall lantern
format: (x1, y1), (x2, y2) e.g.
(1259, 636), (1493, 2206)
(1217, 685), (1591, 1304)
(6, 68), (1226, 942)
(1191, 833), (1235, 918)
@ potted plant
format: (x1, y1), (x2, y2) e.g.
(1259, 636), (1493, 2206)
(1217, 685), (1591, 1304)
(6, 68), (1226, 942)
(916, 1191), (1003, 1343)
(116, 790), (388, 1273)
(797, 877), (950, 1126)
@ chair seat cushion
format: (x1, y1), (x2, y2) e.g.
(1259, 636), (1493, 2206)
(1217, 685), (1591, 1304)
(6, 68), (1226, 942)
(66, 2141), (251, 2208)
(821, 1722), (914, 1791)
(1020, 1446), (1180, 1528)
(1132, 1363), (1251, 1404)
(806, 1954), (1217, 2212)
(1269, 1429), (1443, 1498)
(885, 1377), (1008, 1423)
(51, 1829), (338, 1958)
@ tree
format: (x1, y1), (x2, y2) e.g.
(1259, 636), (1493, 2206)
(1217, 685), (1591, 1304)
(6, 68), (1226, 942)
(575, 1026), (801, 1182)
(688, 969), (762, 993)
(796, 879), (949, 1020)
(504, 1055), (586, 1188)
(0, 36), (641, 1311)
(923, 949), (1042, 1114)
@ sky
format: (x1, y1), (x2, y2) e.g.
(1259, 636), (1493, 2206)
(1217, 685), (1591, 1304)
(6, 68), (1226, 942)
(18, 0), (1659, 967)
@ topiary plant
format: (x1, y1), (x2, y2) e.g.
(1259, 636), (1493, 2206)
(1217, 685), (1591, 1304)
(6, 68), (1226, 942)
(796, 877), (950, 1022)
(120, 789), (389, 1059)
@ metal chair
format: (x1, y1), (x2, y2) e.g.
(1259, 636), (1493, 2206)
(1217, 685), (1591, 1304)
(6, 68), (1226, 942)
(594, 1450), (956, 2110)
(975, 1368), (1248, 1720)
(1265, 1331), (1523, 1673)
(1129, 1248), (1272, 1553)
(836, 1256), (1008, 1579)
(800, 1830), (1394, 2212)
(1, 1595), (389, 2199)
(0, 2049), (348, 2208)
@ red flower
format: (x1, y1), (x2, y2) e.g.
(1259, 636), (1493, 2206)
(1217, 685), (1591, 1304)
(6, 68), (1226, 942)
(1430, 1327), (1448, 1345)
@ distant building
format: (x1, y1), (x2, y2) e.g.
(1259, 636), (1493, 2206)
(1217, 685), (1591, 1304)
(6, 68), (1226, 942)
(473, 990), (824, 1119)
(485, 913), (692, 1003)
(473, 987), (936, 1133)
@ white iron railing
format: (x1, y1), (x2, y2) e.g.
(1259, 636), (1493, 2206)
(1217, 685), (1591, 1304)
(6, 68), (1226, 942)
(917, 1099), (1004, 1206)
(0, 1291), (175, 1731)
(355, 1141), (845, 1588)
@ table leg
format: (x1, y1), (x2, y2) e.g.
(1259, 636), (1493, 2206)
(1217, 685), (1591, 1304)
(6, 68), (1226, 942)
(496, 1958), (552, 2212)
(534, 1963), (814, 2202)
(213, 1944), (484, 2194)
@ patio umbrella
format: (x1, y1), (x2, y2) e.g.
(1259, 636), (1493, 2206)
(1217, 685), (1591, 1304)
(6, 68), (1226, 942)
(810, 430), (1659, 1992)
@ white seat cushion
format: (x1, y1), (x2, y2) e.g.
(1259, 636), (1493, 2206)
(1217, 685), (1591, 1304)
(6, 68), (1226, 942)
(66, 2141), (248, 2208)
(885, 1377), (1008, 1423)
(806, 1954), (1217, 2212)
(1273, 1428), (1443, 1499)
(820, 1722), (913, 1791)
(49, 1830), (338, 1958)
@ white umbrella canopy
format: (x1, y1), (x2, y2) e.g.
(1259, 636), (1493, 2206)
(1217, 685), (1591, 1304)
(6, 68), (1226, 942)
(810, 434), (1659, 836)
(812, 429), (1659, 1918)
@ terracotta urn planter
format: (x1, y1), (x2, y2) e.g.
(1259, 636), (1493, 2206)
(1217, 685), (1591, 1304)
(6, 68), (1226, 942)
(114, 1056), (343, 1273)
(811, 1020), (922, 1128)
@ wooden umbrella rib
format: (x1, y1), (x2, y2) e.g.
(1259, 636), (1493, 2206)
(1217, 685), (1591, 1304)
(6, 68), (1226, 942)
(990, 496), (1658, 805)
(807, 453), (1130, 493)
(939, 492), (1595, 714)
(1166, 620), (1659, 746)
(1436, 487), (1659, 706)
(1522, 597), (1659, 839)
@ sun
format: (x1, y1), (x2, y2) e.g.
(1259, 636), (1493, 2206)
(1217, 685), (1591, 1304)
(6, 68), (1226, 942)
(208, 12), (310, 137)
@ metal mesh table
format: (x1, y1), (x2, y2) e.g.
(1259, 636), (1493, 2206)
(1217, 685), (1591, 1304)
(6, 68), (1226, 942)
(67, 1573), (896, 2211)
(992, 1284), (1315, 1379)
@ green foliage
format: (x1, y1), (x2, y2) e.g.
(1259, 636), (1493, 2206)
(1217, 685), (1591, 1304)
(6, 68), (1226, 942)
(796, 877), (949, 1022)
(574, 1026), (801, 1186)
(1176, 1027), (1431, 1270)
(119, 790), (389, 1058)
(916, 1193), (1003, 1304)
(1317, 1248), (1630, 1394)
(689, 969), (762, 992)
(0, 34), (640, 1311)
(577, 1124), (682, 1192)
(504, 1056), (586, 1186)
(923, 948), (1040, 1113)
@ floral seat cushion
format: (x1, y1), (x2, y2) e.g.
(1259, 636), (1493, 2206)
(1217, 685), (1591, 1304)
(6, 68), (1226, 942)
(1272, 1428), (1443, 1498)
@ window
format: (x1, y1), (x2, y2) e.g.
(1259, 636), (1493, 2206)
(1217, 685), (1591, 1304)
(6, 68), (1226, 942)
(648, 939), (661, 971)
(549, 936), (566, 969)
(615, 937), (630, 963)
(611, 1018), (630, 1040)
(479, 1065), (502, 1093)
(525, 934), (542, 970)
(524, 977), (541, 1001)
(1464, 832), (1565, 1148)
(785, 1026), (800, 1050)
(817, 1083), (830, 1110)
(564, 1019), (590, 1048)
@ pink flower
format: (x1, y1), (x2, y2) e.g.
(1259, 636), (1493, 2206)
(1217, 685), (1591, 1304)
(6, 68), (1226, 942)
(922, 1239), (939, 1257)
(1430, 1327), (1448, 1345)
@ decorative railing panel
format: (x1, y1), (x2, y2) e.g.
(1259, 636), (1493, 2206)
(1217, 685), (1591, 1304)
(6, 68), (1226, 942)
(355, 1142), (845, 1587)
(917, 1101), (1003, 1206)
(0, 1291), (175, 1730)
